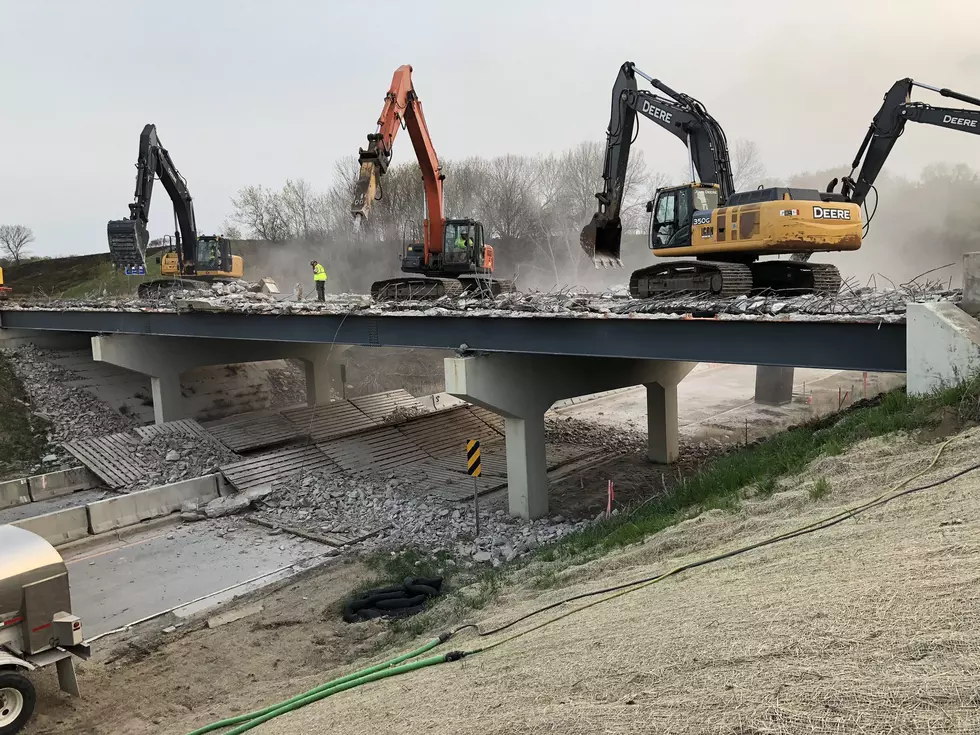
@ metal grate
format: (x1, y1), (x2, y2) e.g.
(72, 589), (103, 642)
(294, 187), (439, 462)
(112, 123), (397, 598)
(203, 410), (307, 452)
(219, 446), (338, 493)
(389, 460), (506, 501)
(135, 419), (211, 442)
(281, 401), (379, 443)
(317, 427), (429, 474)
(468, 406), (507, 434)
(63, 433), (146, 488)
(395, 406), (504, 458)
(427, 439), (508, 477)
(350, 390), (423, 421)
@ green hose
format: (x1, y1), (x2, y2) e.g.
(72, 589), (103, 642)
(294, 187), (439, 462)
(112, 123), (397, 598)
(219, 653), (453, 735)
(185, 637), (447, 735)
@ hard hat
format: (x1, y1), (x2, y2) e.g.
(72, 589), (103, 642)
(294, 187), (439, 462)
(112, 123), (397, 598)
(310, 260), (316, 265)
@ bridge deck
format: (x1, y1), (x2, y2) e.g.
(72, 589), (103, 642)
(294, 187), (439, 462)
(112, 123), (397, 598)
(1, 307), (907, 372)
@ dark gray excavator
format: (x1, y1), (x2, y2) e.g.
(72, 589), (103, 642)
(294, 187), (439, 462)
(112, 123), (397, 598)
(581, 61), (736, 269)
(107, 124), (243, 297)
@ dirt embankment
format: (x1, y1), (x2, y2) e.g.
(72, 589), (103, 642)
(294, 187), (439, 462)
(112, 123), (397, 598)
(32, 425), (980, 735)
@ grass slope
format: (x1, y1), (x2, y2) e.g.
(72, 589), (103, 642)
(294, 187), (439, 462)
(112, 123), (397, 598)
(369, 379), (980, 637)
(3, 249), (164, 299)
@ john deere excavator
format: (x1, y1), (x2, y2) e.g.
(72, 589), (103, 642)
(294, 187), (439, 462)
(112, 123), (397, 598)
(582, 62), (856, 298)
(583, 65), (980, 298)
(352, 64), (514, 300)
(107, 124), (244, 298)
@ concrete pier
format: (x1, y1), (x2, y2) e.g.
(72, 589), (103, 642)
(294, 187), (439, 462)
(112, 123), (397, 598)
(92, 335), (348, 424)
(445, 354), (694, 519)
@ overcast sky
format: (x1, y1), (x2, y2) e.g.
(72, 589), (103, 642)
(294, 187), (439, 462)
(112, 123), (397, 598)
(3, 0), (979, 256)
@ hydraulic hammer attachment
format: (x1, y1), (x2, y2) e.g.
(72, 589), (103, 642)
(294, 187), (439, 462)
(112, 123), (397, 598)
(580, 212), (624, 268)
(107, 218), (150, 269)
(351, 134), (387, 220)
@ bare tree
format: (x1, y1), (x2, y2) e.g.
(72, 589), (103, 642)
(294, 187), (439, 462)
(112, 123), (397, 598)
(229, 185), (290, 241)
(479, 155), (541, 241)
(0, 225), (35, 265)
(220, 221), (243, 239)
(731, 138), (767, 191)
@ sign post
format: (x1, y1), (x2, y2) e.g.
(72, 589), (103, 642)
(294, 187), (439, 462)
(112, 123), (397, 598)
(466, 439), (482, 538)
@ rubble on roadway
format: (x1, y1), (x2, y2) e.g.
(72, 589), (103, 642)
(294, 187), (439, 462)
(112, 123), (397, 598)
(253, 469), (588, 567)
(2, 278), (961, 323)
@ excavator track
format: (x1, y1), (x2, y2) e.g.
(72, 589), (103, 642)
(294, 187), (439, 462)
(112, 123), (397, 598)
(371, 275), (515, 301)
(629, 260), (753, 299)
(370, 277), (464, 301)
(456, 274), (516, 297)
(748, 260), (842, 295)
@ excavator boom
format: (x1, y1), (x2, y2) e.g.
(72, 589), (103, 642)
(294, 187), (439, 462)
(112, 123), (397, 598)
(582, 62), (734, 265)
(107, 124), (198, 271)
(352, 64), (445, 256)
(833, 78), (980, 207)
(352, 65), (511, 300)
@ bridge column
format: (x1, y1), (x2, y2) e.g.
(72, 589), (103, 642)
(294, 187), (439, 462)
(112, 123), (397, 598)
(445, 354), (695, 520)
(92, 335), (349, 424)
(754, 365), (795, 406)
(150, 373), (185, 424)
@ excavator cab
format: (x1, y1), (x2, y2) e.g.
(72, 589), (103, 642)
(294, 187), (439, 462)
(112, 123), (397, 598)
(646, 183), (720, 251)
(442, 220), (489, 270)
(194, 236), (232, 274)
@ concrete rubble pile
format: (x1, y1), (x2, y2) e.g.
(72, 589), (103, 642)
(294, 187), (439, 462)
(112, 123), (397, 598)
(546, 413), (647, 453)
(127, 434), (238, 492)
(5, 279), (960, 323)
(254, 470), (588, 566)
(5, 345), (137, 473)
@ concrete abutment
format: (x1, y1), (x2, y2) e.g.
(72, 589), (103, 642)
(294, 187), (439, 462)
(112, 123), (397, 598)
(445, 354), (695, 519)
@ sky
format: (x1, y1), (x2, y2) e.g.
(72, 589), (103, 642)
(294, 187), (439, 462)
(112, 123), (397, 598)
(3, 0), (980, 257)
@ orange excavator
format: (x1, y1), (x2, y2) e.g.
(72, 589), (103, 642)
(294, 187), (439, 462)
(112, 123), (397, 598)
(352, 64), (514, 300)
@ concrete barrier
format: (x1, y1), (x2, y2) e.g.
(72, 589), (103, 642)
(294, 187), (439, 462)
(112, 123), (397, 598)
(0, 478), (31, 511)
(12, 506), (90, 546)
(28, 467), (99, 502)
(87, 474), (221, 535)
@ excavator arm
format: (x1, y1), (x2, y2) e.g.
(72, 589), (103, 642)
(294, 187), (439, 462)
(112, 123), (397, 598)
(107, 124), (198, 270)
(351, 64), (445, 255)
(582, 62), (734, 264)
(832, 79), (980, 207)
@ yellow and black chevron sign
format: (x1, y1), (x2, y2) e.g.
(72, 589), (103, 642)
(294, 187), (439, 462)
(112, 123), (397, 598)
(466, 439), (482, 477)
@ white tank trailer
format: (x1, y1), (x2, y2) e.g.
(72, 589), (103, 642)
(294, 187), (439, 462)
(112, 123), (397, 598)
(0, 525), (90, 734)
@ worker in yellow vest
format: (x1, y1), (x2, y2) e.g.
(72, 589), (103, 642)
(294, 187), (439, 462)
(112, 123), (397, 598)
(311, 260), (327, 302)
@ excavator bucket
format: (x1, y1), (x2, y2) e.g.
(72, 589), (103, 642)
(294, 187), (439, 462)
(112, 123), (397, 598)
(579, 212), (624, 268)
(106, 219), (150, 269)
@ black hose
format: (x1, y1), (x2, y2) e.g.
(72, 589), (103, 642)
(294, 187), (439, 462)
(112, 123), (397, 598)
(344, 576), (444, 623)
(457, 460), (980, 640)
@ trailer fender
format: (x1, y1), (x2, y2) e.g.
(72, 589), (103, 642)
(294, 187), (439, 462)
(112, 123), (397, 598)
(0, 652), (34, 672)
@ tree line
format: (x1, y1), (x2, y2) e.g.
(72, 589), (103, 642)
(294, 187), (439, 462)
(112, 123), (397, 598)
(224, 138), (773, 290)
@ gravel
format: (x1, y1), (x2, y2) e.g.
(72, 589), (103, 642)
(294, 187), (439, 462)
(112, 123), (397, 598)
(124, 433), (238, 492)
(253, 471), (589, 566)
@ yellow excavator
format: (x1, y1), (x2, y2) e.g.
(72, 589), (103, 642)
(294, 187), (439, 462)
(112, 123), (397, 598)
(107, 124), (244, 297)
(0, 266), (10, 301)
(583, 65), (979, 297)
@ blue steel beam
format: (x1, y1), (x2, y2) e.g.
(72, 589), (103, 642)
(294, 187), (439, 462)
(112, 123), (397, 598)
(0, 309), (907, 372)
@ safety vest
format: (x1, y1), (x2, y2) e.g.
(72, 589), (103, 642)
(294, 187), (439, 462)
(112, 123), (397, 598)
(455, 236), (466, 249)
(313, 264), (327, 282)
